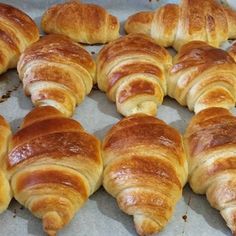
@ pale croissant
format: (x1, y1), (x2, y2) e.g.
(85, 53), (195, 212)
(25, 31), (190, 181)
(185, 107), (236, 235)
(0, 3), (39, 74)
(102, 114), (188, 235)
(125, 0), (236, 51)
(6, 106), (103, 235)
(17, 34), (96, 117)
(97, 33), (172, 117)
(168, 41), (236, 113)
(41, 1), (120, 44)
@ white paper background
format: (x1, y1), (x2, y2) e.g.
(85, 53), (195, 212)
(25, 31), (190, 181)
(0, 0), (234, 235)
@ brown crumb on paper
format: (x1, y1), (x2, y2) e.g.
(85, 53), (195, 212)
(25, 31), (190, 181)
(182, 215), (187, 222)
(91, 51), (96, 55)
(93, 84), (99, 90)
(13, 209), (17, 218)
(0, 82), (21, 103)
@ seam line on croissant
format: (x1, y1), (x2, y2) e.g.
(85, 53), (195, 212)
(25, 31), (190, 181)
(22, 60), (92, 95)
(8, 162), (93, 195)
(9, 162), (92, 195)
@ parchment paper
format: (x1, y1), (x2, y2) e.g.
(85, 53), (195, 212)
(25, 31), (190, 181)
(0, 0), (234, 235)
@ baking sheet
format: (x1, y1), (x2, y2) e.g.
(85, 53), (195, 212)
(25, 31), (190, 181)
(0, 0), (235, 235)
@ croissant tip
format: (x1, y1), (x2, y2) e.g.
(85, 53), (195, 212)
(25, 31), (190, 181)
(43, 211), (63, 236)
(134, 215), (162, 236)
(45, 230), (57, 236)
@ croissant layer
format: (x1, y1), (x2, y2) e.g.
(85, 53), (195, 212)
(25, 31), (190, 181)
(97, 33), (172, 116)
(185, 107), (236, 234)
(7, 106), (103, 235)
(41, 1), (120, 44)
(17, 34), (96, 117)
(125, 0), (236, 51)
(102, 114), (187, 235)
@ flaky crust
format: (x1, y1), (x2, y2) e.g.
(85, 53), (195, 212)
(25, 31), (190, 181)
(0, 115), (11, 213)
(41, 1), (120, 44)
(125, 0), (236, 51)
(185, 107), (236, 234)
(17, 34), (96, 117)
(168, 41), (236, 113)
(7, 106), (103, 235)
(0, 3), (39, 74)
(97, 33), (172, 116)
(102, 114), (188, 235)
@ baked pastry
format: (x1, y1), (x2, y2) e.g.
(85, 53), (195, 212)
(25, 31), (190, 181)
(0, 3), (39, 74)
(17, 34), (96, 117)
(97, 33), (172, 116)
(0, 115), (11, 213)
(168, 41), (236, 113)
(125, 0), (236, 51)
(185, 107), (236, 235)
(102, 114), (188, 235)
(6, 106), (103, 235)
(41, 1), (120, 44)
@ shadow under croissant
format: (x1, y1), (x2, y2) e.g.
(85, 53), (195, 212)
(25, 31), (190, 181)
(12, 82), (33, 112)
(183, 185), (231, 235)
(90, 187), (136, 235)
(88, 90), (122, 120)
(8, 199), (43, 236)
(162, 97), (194, 134)
(10, 118), (22, 133)
(93, 124), (114, 140)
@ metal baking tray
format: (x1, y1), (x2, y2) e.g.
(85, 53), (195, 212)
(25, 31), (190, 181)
(0, 0), (234, 235)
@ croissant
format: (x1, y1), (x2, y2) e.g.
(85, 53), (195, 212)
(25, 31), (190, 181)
(0, 3), (39, 74)
(102, 114), (188, 235)
(168, 41), (236, 113)
(185, 107), (236, 235)
(96, 33), (172, 116)
(125, 0), (236, 51)
(41, 1), (120, 44)
(6, 106), (103, 235)
(0, 115), (11, 213)
(17, 34), (96, 117)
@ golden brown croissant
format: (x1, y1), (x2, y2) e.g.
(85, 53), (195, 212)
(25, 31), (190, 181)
(0, 3), (39, 74)
(41, 1), (120, 44)
(96, 33), (172, 117)
(0, 115), (11, 213)
(125, 0), (236, 51)
(168, 41), (236, 113)
(102, 114), (188, 235)
(185, 107), (236, 235)
(17, 34), (96, 117)
(6, 106), (103, 235)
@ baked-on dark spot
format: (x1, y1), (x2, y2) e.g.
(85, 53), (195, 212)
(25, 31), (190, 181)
(13, 208), (17, 218)
(182, 215), (187, 222)
(93, 84), (99, 90)
(0, 82), (21, 103)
